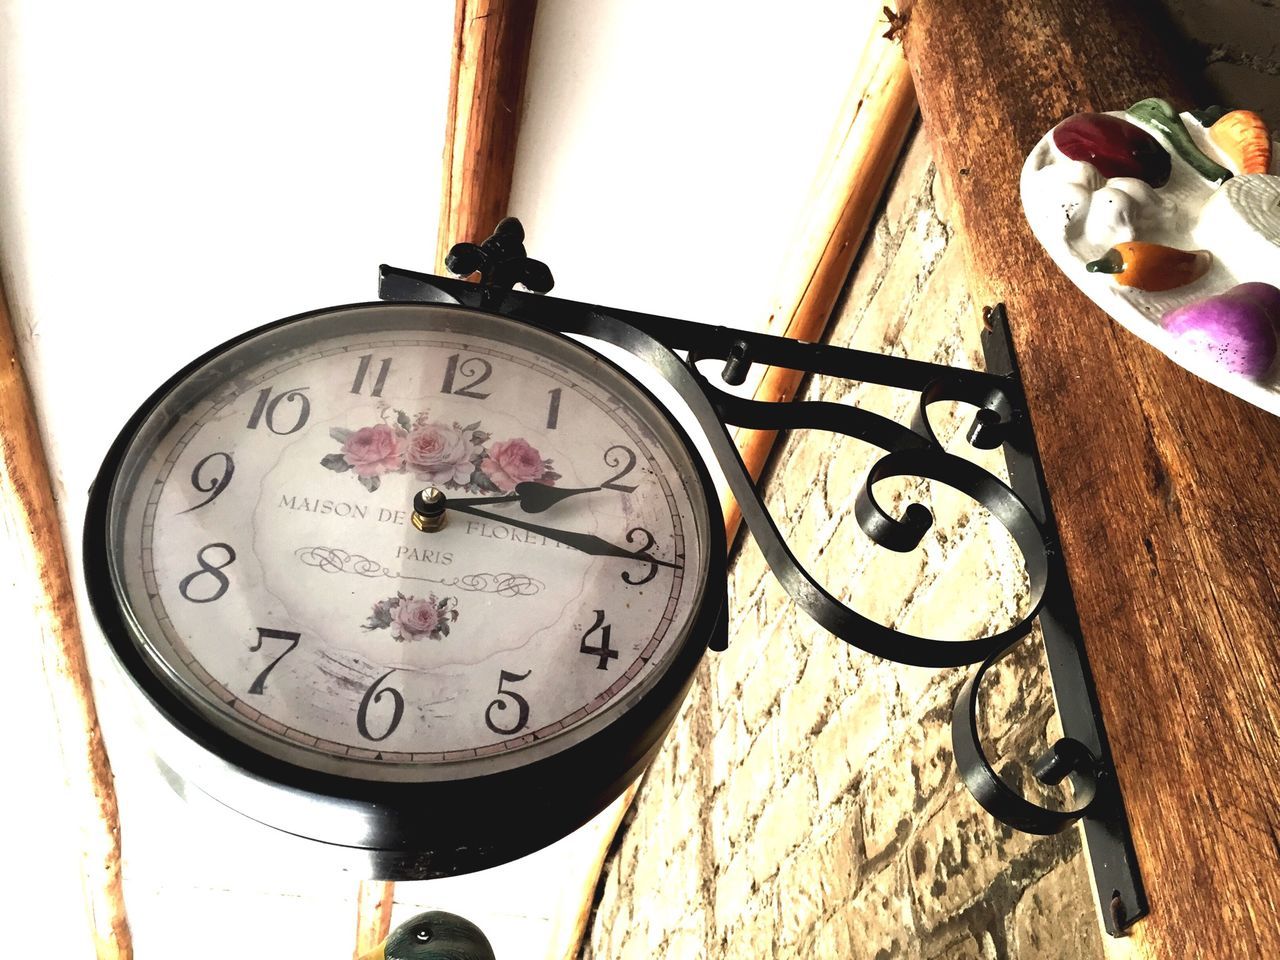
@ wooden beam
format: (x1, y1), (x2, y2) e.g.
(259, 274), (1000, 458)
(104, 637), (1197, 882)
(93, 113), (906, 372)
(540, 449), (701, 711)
(436, 0), (539, 268)
(902, 2), (1280, 956)
(722, 35), (917, 541)
(563, 26), (918, 960)
(352, 880), (395, 959)
(1, 292), (131, 955)
(354, 3), (538, 950)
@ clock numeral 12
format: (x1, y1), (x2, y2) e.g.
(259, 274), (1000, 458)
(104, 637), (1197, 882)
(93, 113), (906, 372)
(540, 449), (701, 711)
(579, 610), (619, 670)
(357, 669), (405, 742)
(484, 669), (531, 735)
(177, 542), (236, 603)
(246, 387), (311, 435)
(441, 354), (492, 399)
(247, 627), (301, 695)
(350, 354), (392, 397)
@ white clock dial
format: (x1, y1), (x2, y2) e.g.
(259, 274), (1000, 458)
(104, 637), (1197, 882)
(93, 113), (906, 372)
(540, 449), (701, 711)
(105, 304), (711, 782)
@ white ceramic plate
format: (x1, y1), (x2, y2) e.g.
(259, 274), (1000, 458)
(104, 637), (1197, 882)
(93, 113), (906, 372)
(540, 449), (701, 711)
(1021, 109), (1280, 416)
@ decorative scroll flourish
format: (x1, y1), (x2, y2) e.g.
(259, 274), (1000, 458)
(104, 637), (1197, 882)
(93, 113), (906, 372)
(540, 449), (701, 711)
(294, 546), (543, 597)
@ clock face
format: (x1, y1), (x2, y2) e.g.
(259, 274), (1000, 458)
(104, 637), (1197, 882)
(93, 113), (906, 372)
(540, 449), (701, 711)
(100, 304), (712, 783)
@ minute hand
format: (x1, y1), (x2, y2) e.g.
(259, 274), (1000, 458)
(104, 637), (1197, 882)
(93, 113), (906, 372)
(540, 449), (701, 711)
(445, 501), (680, 568)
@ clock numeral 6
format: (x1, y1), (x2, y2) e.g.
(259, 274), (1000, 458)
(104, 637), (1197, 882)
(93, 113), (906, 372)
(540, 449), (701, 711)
(579, 610), (619, 670)
(177, 543), (236, 603)
(602, 444), (637, 493)
(247, 627), (301, 695)
(440, 354), (492, 399)
(179, 452), (234, 514)
(484, 669), (531, 735)
(245, 386), (311, 435)
(357, 669), (405, 742)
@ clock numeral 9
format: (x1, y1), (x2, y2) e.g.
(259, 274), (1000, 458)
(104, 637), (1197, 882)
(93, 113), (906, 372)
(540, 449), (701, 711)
(579, 610), (618, 670)
(247, 627), (301, 695)
(440, 354), (492, 399)
(622, 527), (660, 586)
(484, 669), (531, 735)
(246, 386), (310, 435)
(179, 451), (234, 513)
(357, 669), (405, 742)
(177, 543), (236, 603)
(602, 444), (637, 492)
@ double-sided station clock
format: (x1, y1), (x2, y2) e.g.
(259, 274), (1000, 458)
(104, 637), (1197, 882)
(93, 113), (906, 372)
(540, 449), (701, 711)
(85, 222), (1144, 929)
(85, 226), (724, 877)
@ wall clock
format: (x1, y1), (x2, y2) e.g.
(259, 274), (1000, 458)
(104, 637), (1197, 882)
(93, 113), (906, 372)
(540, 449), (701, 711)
(84, 278), (725, 877)
(84, 221), (1144, 927)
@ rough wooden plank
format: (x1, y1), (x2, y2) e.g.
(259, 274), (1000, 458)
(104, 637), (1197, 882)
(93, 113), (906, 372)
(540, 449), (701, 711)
(723, 34), (918, 541)
(352, 880), (395, 958)
(902, 2), (1280, 956)
(436, 0), (539, 268)
(0, 290), (132, 955)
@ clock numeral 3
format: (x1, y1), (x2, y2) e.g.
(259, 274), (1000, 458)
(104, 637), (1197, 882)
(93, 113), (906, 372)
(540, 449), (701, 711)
(351, 354), (392, 397)
(177, 543), (236, 603)
(246, 386), (311, 435)
(622, 527), (660, 586)
(179, 451), (234, 513)
(484, 669), (531, 735)
(357, 669), (405, 742)
(579, 610), (619, 670)
(441, 354), (492, 399)
(602, 444), (638, 492)
(247, 627), (301, 695)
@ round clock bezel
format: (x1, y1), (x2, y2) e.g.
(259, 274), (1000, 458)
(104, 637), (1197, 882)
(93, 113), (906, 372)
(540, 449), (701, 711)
(83, 300), (726, 875)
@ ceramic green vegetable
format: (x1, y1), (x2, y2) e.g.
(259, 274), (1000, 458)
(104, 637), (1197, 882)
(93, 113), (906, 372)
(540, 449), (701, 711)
(358, 911), (497, 960)
(1127, 97), (1233, 184)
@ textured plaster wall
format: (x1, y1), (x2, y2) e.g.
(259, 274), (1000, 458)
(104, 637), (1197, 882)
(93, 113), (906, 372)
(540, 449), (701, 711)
(580, 132), (1102, 960)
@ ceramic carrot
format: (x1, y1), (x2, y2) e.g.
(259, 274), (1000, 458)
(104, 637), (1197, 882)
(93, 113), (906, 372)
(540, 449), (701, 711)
(1086, 242), (1213, 291)
(1210, 110), (1272, 175)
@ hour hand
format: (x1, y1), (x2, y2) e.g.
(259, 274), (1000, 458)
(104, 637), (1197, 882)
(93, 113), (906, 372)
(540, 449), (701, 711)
(416, 483), (602, 516)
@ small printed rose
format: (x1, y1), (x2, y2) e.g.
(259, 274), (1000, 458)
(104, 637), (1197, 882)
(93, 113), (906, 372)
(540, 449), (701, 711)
(341, 424), (404, 478)
(481, 438), (551, 492)
(391, 597), (440, 642)
(404, 423), (477, 486)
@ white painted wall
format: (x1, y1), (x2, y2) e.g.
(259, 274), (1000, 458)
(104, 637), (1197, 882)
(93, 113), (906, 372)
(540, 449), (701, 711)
(0, 2), (889, 956)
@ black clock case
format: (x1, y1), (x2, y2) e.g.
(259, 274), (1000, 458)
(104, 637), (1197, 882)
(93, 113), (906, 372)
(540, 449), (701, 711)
(83, 301), (728, 879)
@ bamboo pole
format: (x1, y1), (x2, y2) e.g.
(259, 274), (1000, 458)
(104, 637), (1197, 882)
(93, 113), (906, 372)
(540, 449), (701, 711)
(721, 34), (918, 543)
(1, 292), (131, 954)
(354, 3), (539, 950)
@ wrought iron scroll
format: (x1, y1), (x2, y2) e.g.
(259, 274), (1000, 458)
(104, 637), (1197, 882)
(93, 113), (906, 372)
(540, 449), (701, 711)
(378, 220), (1146, 937)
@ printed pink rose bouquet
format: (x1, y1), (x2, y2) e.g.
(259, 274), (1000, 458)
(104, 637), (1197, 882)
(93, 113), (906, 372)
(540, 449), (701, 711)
(322, 407), (560, 494)
(364, 592), (458, 642)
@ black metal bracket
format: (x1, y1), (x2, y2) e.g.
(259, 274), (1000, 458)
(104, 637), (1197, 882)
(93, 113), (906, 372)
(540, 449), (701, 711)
(378, 221), (1146, 937)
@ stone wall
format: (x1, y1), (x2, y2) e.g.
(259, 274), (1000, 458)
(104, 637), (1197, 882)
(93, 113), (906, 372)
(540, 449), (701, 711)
(579, 131), (1102, 960)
